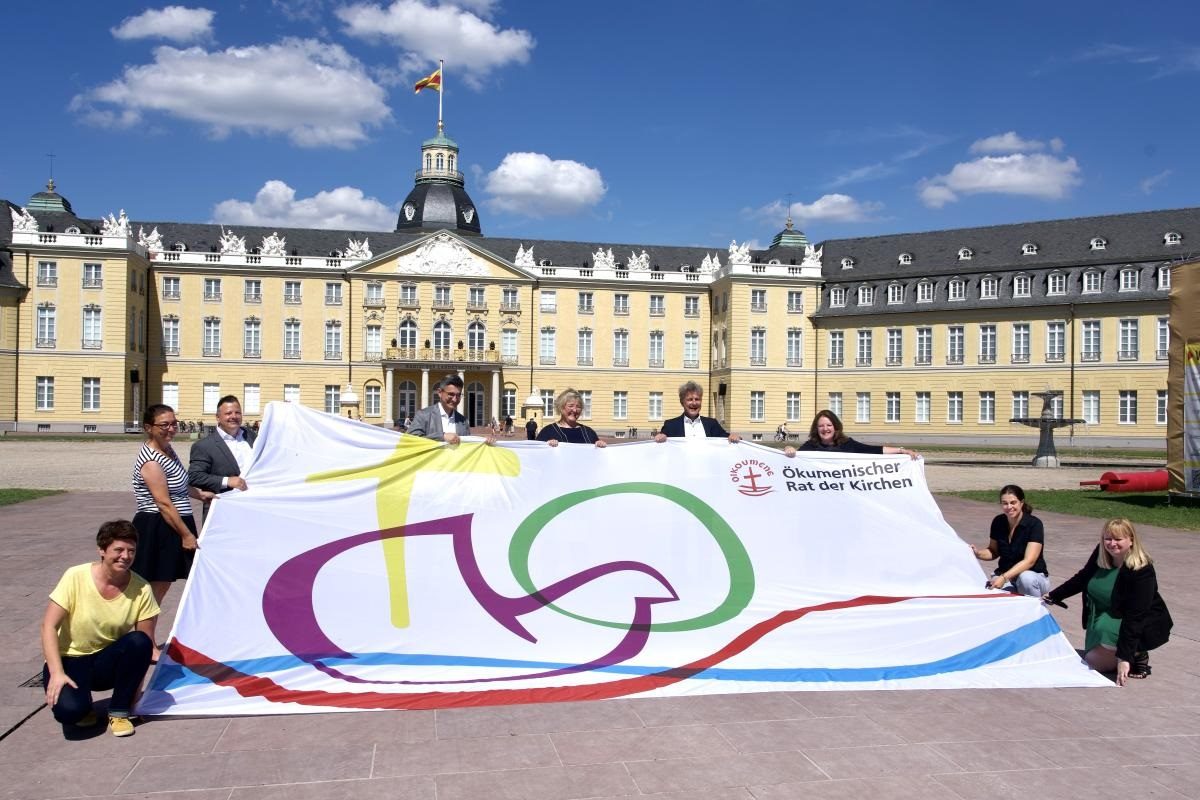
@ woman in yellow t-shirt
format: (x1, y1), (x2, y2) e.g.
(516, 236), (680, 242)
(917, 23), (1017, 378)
(41, 520), (159, 738)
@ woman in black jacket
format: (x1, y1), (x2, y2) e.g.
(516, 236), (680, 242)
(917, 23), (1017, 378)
(1044, 518), (1172, 686)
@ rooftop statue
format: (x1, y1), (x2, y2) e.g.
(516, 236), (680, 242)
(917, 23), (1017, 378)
(802, 243), (823, 268)
(137, 226), (163, 252)
(514, 244), (535, 267)
(728, 240), (752, 266)
(10, 205), (38, 233)
(700, 252), (720, 273)
(345, 237), (372, 260)
(101, 209), (131, 237)
(261, 232), (287, 257)
(593, 247), (615, 270)
(628, 249), (650, 271)
(219, 227), (247, 255)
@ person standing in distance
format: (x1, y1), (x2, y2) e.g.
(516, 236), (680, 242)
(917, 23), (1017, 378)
(188, 395), (256, 517)
(654, 381), (740, 442)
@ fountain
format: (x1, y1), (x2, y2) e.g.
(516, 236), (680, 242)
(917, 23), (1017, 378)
(1010, 389), (1085, 468)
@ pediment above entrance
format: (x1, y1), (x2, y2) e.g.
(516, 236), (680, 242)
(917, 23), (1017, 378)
(353, 231), (530, 281)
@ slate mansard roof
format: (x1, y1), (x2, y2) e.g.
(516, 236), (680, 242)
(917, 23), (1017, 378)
(814, 207), (1200, 317)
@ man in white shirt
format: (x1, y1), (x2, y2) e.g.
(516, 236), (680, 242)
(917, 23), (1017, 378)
(654, 381), (740, 442)
(407, 375), (476, 444)
(188, 395), (257, 514)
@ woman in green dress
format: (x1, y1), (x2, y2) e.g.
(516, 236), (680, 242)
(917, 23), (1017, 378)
(1044, 518), (1172, 686)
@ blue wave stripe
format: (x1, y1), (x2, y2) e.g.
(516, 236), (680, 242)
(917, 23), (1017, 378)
(150, 615), (1061, 691)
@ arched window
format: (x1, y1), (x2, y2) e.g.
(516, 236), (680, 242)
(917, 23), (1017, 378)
(467, 321), (486, 351)
(436, 153), (444, 170)
(433, 319), (451, 350)
(398, 318), (417, 349)
(448, 154), (455, 172)
(898, 252), (913, 265)
(1164, 231), (1182, 245)
(425, 153), (432, 171)
(1021, 242), (1038, 255)
(957, 248), (973, 261)
(1090, 237), (1107, 251)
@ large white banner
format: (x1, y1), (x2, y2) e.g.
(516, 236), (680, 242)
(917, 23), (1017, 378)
(140, 403), (1107, 716)
(1186, 343), (1200, 492)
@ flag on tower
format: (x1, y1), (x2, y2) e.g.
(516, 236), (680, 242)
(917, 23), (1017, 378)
(414, 67), (442, 94)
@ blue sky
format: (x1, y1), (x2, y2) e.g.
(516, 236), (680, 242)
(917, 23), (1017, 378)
(2, 1), (1198, 249)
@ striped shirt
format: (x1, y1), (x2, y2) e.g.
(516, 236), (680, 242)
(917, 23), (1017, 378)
(132, 444), (192, 516)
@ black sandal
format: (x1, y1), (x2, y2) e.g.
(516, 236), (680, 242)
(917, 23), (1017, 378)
(1129, 651), (1151, 679)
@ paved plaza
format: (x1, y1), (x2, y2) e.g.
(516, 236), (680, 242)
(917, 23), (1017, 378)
(0, 441), (1197, 800)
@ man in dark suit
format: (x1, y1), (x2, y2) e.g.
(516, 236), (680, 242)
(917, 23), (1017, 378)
(188, 394), (257, 513)
(407, 375), (487, 445)
(655, 381), (740, 442)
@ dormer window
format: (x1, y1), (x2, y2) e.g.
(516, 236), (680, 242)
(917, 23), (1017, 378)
(1021, 242), (1038, 255)
(887, 283), (904, 304)
(1047, 272), (1067, 295)
(948, 278), (965, 301)
(1090, 237), (1107, 251)
(1157, 265), (1171, 290)
(539, 259), (553, 267)
(898, 253), (913, 265)
(917, 280), (934, 303)
(830, 287), (847, 307)
(171, 242), (187, 252)
(957, 248), (973, 261)
(65, 226), (81, 234)
(1164, 231), (1182, 246)
(1013, 274), (1031, 298)
(980, 276), (999, 299)
(768, 258), (781, 265)
(840, 257), (855, 270)
(857, 285), (875, 306)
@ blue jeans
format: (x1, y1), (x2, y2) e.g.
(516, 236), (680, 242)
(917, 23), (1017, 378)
(43, 630), (153, 723)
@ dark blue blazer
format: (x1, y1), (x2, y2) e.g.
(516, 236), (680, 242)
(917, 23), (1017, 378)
(660, 414), (728, 438)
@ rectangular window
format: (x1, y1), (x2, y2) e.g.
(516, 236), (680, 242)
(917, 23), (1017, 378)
(284, 281), (302, 304)
(947, 392), (963, 423)
(162, 276), (181, 299)
(244, 279), (262, 303)
(857, 286), (874, 306)
(1012, 391), (1029, 419)
(1119, 319), (1139, 360)
(324, 385), (341, 414)
(82, 306), (103, 348)
(204, 277), (222, 301)
(786, 329), (803, 367)
(830, 287), (846, 307)
(750, 329), (766, 365)
(979, 324), (997, 363)
(649, 331), (665, 367)
(365, 385), (381, 416)
(540, 289), (556, 312)
(284, 384), (301, 404)
(35, 376), (55, 410)
(683, 332), (699, 368)
(1082, 390), (1100, 424)
(1012, 323), (1030, 362)
(856, 330), (872, 367)
(243, 384), (261, 414)
(468, 286), (485, 308)
(916, 327), (932, 365)
(649, 294), (666, 316)
(947, 326), (964, 364)
(203, 318), (221, 357)
(786, 391), (801, 422)
(917, 282), (934, 303)
(502, 329), (518, 361)
(1013, 275), (1031, 297)
(203, 383), (220, 414)
(787, 290), (803, 313)
(365, 326), (382, 359)
(948, 280), (965, 301)
(502, 388), (516, 419)
(434, 285), (452, 307)
(579, 390), (592, 419)
(979, 391), (995, 423)
(1120, 269), (1139, 291)
(400, 283), (418, 305)
(750, 289), (767, 311)
(828, 331), (844, 367)
(613, 391), (628, 420)
(81, 376), (100, 410)
(37, 261), (57, 287)
(856, 392), (871, 423)
(325, 282), (342, 305)
(1157, 390), (1167, 425)
(749, 391), (765, 422)
(283, 320), (301, 358)
(324, 323), (342, 359)
(539, 328), (556, 364)
(1157, 317), (1169, 360)
(1046, 321), (1066, 361)
(980, 277), (998, 299)
(1081, 320), (1101, 361)
(886, 392), (900, 423)
(36, 305), (56, 347)
(1119, 390), (1137, 424)
(243, 319), (261, 358)
(364, 282), (383, 305)
(83, 263), (102, 288)
(887, 329), (902, 365)
(915, 392), (930, 423)
(683, 295), (700, 317)
(577, 329), (593, 365)
(613, 330), (629, 365)
(648, 392), (663, 421)
(828, 392), (843, 418)
(162, 382), (179, 410)
(577, 291), (593, 313)
(887, 284), (903, 304)
(614, 293), (630, 315)
(1048, 273), (1066, 295)
(1083, 271), (1101, 293)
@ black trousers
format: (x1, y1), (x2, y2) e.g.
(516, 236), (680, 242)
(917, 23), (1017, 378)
(43, 630), (153, 723)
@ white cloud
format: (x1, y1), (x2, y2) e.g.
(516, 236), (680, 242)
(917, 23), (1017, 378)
(969, 131), (1057, 154)
(70, 39), (389, 148)
(111, 6), (215, 42)
(212, 180), (395, 230)
(918, 153), (1082, 208)
(482, 153), (606, 217)
(748, 194), (883, 226)
(828, 162), (896, 188)
(336, 1), (534, 88)
(1140, 169), (1172, 195)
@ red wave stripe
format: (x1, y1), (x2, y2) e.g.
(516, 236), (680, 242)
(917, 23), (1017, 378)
(165, 592), (1010, 711)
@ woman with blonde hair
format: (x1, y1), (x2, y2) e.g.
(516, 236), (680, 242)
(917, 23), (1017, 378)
(1044, 518), (1172, 685)
(536, 389), (606, 447)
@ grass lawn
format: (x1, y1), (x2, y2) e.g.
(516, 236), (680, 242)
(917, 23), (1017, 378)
(944, 489), (1200, 531)
(0, 488), (65, 507)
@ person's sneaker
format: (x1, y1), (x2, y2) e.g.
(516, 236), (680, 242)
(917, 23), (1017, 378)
(108, 716), (135, 737)
(74, 711), (100, 728)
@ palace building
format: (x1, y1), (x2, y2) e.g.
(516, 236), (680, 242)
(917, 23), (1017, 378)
(1, 124), (1193, 446)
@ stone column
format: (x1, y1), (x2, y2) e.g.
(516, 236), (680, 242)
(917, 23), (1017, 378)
(384, 367), (394, 423)
(420, 368), (430, 406)
(491, 370), (501, 421)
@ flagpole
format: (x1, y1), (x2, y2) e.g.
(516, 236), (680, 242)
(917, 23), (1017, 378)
(438, 59), (444, 133)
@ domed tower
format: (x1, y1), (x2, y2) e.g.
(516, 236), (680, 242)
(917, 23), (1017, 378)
(395, 124), (482, 236)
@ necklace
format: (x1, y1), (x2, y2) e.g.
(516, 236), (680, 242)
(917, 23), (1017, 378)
(552, 422), (592, 444)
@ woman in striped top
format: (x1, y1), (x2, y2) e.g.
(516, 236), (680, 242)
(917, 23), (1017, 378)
(131, 404), (212, 609)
